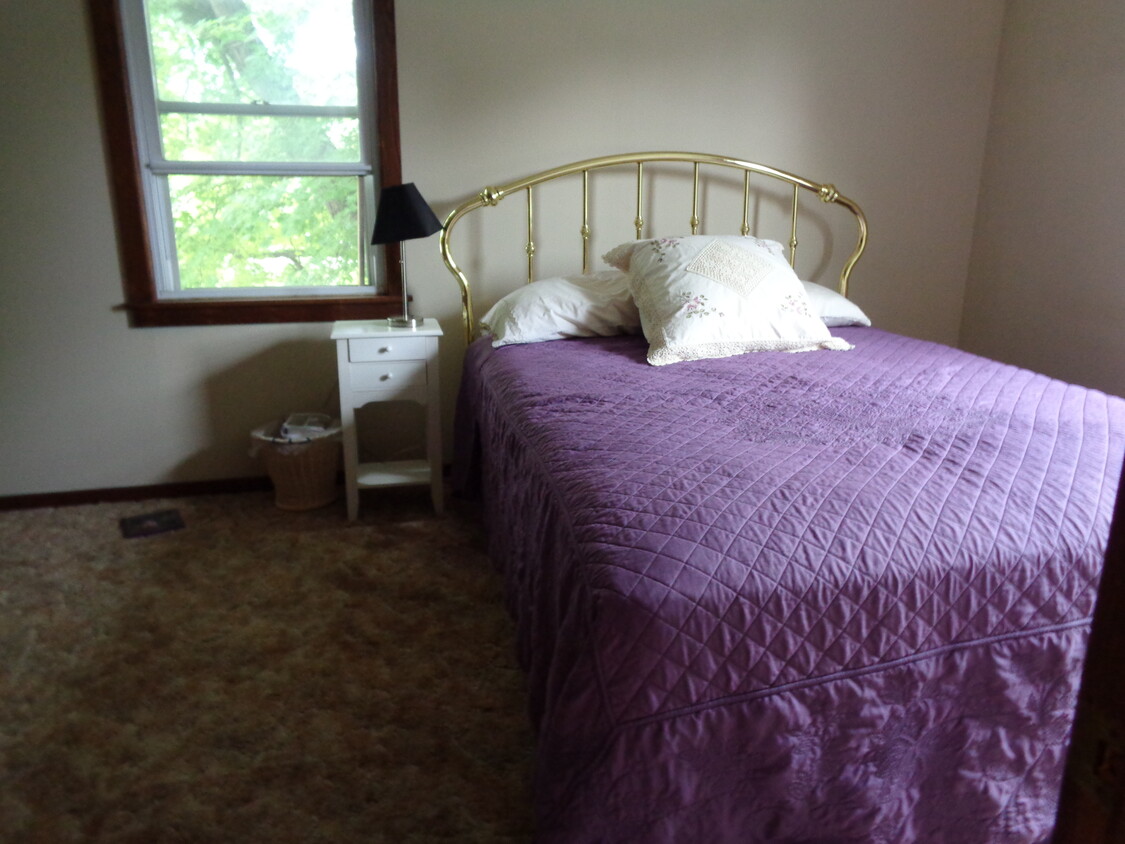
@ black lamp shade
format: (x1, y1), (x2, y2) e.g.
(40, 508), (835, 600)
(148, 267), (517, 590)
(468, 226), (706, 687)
(371, 183), (441, 245)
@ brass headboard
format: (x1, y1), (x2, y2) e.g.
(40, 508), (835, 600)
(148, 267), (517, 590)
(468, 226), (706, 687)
(439, 151), (868, 345)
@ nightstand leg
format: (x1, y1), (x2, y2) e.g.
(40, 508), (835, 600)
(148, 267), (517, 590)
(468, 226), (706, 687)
(426, 341), (443, 515)
(428, 433), (443, 515)
(340, 409), (360, 520)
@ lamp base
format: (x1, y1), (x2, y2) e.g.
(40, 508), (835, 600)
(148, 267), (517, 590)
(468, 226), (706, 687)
(386, 316), (418, 330)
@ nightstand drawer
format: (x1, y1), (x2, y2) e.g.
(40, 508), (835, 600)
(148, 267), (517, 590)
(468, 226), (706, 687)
(349, 337), (429, 362)
(349, 360), (426, 391)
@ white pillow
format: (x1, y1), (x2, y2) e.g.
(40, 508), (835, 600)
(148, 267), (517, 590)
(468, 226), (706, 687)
(801, 280), (871, 327)
(617, 236), (852, 366)
(603, 234), (786, 273)
(480, 270), (641, 347)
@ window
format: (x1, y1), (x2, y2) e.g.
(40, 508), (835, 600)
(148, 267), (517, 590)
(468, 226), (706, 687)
(88, 0), (405, 326)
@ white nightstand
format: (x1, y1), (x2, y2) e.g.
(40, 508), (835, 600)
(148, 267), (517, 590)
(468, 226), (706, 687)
(331, 319), (444, 519)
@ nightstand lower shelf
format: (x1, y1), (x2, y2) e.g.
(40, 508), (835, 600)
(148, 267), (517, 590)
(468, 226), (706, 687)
(356, 459), (432, 488)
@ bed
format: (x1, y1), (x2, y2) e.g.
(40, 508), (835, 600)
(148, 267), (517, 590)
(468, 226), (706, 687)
(439, 152), (1125, 842)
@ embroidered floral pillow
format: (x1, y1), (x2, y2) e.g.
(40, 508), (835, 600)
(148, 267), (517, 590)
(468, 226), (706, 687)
(617, 236), (852, 366)
(603, 234), (786, 273)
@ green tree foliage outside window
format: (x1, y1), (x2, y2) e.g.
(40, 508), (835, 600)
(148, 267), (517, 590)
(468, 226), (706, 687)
(145, 0), (368, 290)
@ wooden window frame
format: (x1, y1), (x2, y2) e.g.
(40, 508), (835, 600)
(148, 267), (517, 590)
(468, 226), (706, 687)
(87, 0), (405, 327)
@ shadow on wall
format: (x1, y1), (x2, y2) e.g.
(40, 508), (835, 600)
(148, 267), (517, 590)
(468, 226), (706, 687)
(172, 338), (340, 483)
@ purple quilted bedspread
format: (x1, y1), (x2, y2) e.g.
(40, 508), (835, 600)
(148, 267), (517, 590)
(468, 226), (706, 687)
(453, 328), (1125, 843)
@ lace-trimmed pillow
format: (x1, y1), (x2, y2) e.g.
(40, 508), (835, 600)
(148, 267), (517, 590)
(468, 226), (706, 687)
(603, 234), (786, 273)
(609, 236), (852, 366)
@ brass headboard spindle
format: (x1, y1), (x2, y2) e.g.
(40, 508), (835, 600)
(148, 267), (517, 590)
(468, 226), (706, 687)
(525, 187), (535, 285)
(634, 162), (645, 239)
(788, 184), (799, 269)
(740, 171), (752, 236)
(690, 163), (701, 235)
(581, 170), (591, 273)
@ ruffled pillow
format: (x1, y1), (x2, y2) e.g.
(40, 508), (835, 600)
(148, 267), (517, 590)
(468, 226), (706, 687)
(480, 270), (640, 347)
(608, 236), (851, 366)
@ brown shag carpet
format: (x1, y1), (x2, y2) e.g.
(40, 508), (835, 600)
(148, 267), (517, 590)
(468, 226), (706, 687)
(0, 490), (534, 842)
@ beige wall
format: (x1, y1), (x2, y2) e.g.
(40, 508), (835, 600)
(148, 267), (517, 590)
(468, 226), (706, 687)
(400, 0), (1004, 345)
(0, 0), (1038, 499)
(960, 0), (1125, 397)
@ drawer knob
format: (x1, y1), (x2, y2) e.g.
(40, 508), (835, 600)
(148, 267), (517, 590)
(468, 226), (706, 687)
(380, 346), (392, 353)
(380, 373), (393, 381)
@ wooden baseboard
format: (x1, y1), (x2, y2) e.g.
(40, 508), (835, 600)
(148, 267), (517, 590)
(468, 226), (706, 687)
(0, 476), (274, 512)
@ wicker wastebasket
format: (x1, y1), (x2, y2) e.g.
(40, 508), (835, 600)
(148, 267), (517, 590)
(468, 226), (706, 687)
(251, 418), (342, 511)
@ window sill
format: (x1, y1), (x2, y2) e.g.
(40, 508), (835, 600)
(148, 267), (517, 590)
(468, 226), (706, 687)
(118, 295), (407, 327)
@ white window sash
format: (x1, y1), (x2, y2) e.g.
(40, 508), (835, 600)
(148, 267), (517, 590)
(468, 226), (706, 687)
(146, 162), (372, 177)
(157, 101), (359, 119)
(159, 285), (375, 301)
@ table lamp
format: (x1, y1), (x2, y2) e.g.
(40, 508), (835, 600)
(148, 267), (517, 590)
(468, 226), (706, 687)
(371, 183), (442, 329)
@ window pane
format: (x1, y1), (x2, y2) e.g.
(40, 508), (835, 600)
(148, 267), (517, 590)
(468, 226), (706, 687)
(146, 0), (358, 108)
(168, 175), (362, 290)
(159, 113), (359, 163)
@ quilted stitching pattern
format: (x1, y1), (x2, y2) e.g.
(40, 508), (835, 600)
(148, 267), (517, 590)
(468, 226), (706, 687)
(461, 328), (1125, 839)
(472, 329), (1124, 726)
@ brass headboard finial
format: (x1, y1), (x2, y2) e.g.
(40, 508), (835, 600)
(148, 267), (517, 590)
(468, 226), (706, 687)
(441, 152), (868, 345)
